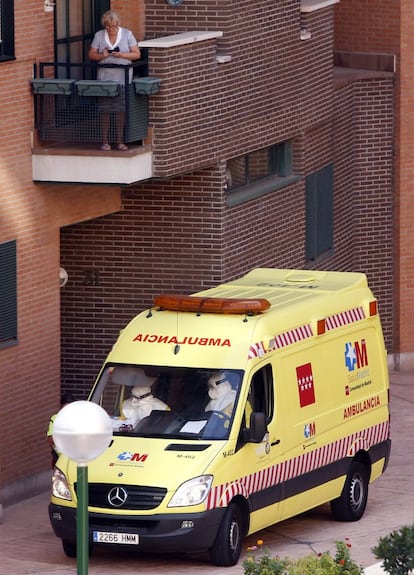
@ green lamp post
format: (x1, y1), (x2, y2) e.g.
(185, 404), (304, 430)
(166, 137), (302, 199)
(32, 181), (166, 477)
(53, 400), (112, 575)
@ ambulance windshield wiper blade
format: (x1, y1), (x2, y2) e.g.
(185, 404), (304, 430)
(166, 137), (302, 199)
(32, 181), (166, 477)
(134, 432), (186, 439)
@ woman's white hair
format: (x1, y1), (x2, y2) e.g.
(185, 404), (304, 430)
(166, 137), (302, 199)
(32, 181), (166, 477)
(101, 10), (120, 27)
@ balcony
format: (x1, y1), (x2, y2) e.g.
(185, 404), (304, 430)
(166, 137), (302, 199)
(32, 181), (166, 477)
(31, 59), (160, 184)
(32, 31), (226, 185)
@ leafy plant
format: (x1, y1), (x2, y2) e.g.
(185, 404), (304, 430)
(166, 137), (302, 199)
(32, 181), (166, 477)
(372, 524), (414, 575)
(243, 539), (363, 575)
(243, 548), (287, 575)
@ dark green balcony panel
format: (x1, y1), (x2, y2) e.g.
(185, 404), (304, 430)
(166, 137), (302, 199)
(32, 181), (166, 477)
(31, 78), (75, 95)
(76, 80), (120, 97)
(133, 77), (161, 95)
(125, 86), (149, 142)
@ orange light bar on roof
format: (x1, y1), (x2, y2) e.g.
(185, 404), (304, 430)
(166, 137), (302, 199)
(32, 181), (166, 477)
(369, 300), (378, 316)
(153, 294), (271, 315)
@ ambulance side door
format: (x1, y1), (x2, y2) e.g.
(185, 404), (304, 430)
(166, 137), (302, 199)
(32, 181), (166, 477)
(236, 363), (283, 528)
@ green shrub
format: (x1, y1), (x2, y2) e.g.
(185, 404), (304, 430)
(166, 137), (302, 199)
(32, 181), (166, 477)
(242, 540), (363, 575)
(372, 524), (414, 575)
(243, 548), (287, 575)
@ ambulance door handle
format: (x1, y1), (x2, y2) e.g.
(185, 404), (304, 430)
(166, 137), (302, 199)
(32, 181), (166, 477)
(271, 439), (280, 446)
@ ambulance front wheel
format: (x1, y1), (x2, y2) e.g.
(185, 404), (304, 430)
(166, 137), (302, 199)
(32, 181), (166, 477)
(62, 538), (93, 558)
(62, 539), (77, 558)
(330, 461), (369, 521)
(209, 502), (244, 566)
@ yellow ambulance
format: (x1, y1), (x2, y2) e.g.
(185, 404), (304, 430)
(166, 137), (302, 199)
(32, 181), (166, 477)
(49, 268), (391, 566)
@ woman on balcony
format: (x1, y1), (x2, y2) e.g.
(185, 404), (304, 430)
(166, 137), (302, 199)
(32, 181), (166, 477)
(88, 10), (141, 151)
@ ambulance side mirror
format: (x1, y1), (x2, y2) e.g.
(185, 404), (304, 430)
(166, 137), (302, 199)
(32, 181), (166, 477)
(248, 412), (267, 443)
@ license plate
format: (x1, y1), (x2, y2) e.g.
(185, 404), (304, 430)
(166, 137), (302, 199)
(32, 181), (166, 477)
(93, 531), (139, 545)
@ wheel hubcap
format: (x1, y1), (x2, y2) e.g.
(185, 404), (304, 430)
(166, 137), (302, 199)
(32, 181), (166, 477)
(350, 474), (363, 510)
(229, 520), (240, 552)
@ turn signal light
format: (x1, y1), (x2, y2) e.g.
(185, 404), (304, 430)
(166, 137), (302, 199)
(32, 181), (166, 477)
(317, 319), (326, 335)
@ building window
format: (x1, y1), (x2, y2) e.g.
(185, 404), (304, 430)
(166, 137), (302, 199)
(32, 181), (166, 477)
(55, 0), (109, 65)
(225, 142), (299, 207)
(0, 0), (15, 61)
(305, 164), (334, 261)
(227, 142), (292, 190)
(0, 240), (17, 346)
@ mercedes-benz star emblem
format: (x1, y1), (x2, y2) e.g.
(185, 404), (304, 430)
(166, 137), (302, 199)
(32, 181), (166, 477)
(107, 486), (128, 507)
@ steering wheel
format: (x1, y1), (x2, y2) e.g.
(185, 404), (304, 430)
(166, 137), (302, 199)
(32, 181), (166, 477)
(203, 410), (231, 437)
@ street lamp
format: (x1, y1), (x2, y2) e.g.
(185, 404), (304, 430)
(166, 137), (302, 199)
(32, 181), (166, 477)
(53, 400), (113, 575)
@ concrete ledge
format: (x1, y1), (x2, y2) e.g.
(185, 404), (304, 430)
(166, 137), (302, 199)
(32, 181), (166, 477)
(334, 51), (396, 73)
(301, 0), (339, 12)
(139, 30), (223, 49)
(32, 148), (153, 184)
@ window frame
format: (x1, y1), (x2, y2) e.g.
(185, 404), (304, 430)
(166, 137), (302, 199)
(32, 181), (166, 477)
(226, 141), (300, 207)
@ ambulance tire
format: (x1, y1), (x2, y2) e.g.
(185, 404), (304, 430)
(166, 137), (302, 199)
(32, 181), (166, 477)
(62, 539), (77, 558)
(330, 461), (369, 521)
(62, 538), (93, 558)
(209, 502), (244, 566)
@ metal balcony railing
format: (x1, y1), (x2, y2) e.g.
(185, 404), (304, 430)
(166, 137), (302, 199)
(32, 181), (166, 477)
(31, 57), (160, 147)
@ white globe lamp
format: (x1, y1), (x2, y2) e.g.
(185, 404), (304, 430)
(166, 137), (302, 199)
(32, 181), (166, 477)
(52, 400), (112, 575)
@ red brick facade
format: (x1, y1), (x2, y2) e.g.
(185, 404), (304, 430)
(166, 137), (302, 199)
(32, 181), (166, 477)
(335, 0), (414, 366)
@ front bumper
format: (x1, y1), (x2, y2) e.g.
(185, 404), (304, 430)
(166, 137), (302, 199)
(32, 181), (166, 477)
(49, 502), (225, 553)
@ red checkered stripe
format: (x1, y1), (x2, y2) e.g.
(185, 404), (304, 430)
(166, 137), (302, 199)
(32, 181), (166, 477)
(205, 421), (389, 510)
(248, 324), (313, 360)
(325, 306), (365, 331)
(248, 341), (267, 359)
(247, 306), (367, 360)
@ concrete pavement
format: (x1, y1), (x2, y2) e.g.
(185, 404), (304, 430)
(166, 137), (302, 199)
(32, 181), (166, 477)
(0, 369), (413, 575)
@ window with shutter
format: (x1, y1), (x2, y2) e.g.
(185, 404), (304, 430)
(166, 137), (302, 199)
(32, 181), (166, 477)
(0, 239), (17, 347)
(305, 164), (334, 261)
(0, 0), (15, 61)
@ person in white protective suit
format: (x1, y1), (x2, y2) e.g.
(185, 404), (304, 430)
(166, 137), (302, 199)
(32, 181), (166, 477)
(205, 372), (237, 417)
(122, 372), (169, 425)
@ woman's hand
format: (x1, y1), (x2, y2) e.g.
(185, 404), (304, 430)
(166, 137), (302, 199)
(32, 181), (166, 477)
(88, 46), (110, 61)
(114, 46), (140, 60)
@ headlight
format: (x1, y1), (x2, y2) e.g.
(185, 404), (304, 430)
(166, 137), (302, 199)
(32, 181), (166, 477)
(168, 475), (213, 507)
(51, 468), (72, 501)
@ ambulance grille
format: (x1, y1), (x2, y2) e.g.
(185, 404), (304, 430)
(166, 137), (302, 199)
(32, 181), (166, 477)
(76, 483), (167, 510)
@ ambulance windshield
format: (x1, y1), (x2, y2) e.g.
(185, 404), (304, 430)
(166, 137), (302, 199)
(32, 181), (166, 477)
(91, 365), (243, 440)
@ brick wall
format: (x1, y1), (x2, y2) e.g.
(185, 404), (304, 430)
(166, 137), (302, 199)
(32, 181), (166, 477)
(112, 0), (145, 41)
(334, 1), (399, 54)
(144, 2), (334, 177)
(335, 0), (414, 362)
(332, 77), (394, 344)
(394, 1), (414, 360)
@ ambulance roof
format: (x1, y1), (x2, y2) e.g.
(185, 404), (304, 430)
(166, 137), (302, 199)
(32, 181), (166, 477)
(194, 269), (369, 311)
(107, 269), (374, 370)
